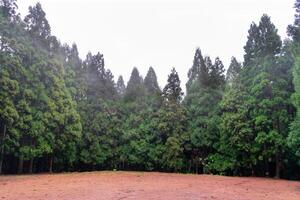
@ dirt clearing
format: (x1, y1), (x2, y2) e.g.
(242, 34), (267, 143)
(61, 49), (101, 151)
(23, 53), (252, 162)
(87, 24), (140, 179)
(0, 171), (299, 200)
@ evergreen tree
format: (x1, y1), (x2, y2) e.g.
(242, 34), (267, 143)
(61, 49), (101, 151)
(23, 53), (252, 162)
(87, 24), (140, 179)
(217, 15), (293, 178)
(116, 75), (126, 97)
(184, 51), (226, 173)
(209, 57), (226, 89)
(0, 0), (18, 20)
(226, 57), (242, 85)
(288, 0), (300, 41)
(24, 2), (51, 41)
(244, 15), (281, 66)
(289, 46), (300, 166)
(85, 52), (117, 101)
(0, 53), (20, 173)
(144, 67), (160, 95)
(124, 67), (145, 102)
(159, 68), (187, 171)
(186, 48), (208, 95)
(162, 68), (183, 104)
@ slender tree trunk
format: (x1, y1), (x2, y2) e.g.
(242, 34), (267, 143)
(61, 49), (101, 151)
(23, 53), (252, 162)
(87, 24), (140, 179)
(251, 164), (255, 176)
(49, 155), (53, 173)
(275, 152), (281, 179)
(195, 159), (199, 174)
(18, 156), (23, 174)
(0, 124), (6, 174)
(188, 159), (191, 173)
(264, 158), (269, 177)
(29, 158), (34, 174)
(264, 144), (269, 177)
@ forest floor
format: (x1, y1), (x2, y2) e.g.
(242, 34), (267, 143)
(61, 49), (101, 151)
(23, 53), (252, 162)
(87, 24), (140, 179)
(0, 171), (299, 200)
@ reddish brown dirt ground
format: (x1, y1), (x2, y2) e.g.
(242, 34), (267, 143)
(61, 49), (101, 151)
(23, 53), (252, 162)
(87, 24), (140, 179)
(0, 171), (299, 200)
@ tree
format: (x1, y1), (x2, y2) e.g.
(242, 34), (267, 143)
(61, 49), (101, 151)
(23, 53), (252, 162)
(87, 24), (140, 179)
(144, 67), (160, 95)
(24, 2), (51, 41)
(85, 52), (117, 101)
(186, 48), (208, 95)
(226, 57), (242, 85)
(217, 15), (292, 178)
(158, 68), (187, 171)
(0, 53), (20, 173)
(289, 48), (300, 166)
(64, 43), (86, 102)
(0, 0), (18, 20)
(208, 57), (225, 89)
(116, 75), (126, 97)
(184, 51), (226, 173)
(244, 15), (281, 66)
(288, 0), (300, 41)
(124, 67), (145, 102)
(162, 68), (183, 104)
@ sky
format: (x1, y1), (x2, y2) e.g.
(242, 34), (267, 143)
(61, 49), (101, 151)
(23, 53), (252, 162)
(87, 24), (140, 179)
(17, 0), (295, 91)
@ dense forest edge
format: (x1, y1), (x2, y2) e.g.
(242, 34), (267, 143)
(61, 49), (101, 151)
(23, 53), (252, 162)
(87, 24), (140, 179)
(0, 0), (300, 180)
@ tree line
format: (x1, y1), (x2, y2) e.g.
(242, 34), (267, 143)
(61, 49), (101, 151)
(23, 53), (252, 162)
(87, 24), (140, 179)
(0, 0), (299, 179)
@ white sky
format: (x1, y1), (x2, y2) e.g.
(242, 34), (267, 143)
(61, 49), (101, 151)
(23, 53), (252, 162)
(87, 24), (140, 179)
(17, 0), (295, 91)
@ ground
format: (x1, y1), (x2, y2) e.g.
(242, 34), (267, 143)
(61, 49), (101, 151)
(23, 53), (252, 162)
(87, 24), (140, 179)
(0, 171), (299, 200)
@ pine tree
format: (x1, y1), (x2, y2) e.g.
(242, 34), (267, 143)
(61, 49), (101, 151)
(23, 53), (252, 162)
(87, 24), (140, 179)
(159, 68), (187, 171)
(124, 67), (145, 102)
(24, 2), (51, 41)
(116, 75), (126, 97)
(144, 67), (160, 95)
(0, 53), (20, 173)
(288, 0), (300, 41)
(162, 68), (183, 104)
(186, 48), (208, 95)
(289, 47), (300, 166)
(209, 57), (225, 89)
(218, 15), (292, 178)
(244, 15), (281, 67)
(184, 51), (226, 173)
(226, 57), (242, 85)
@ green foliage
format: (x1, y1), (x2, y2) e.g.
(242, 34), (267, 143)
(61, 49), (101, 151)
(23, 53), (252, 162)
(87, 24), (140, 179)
(162, 68), (183, 104)
(0, 0), (299, 180)
(289, 50), (300, 165)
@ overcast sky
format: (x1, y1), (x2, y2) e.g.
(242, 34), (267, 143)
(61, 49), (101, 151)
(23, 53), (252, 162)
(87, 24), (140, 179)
(18, 0), (295, 90)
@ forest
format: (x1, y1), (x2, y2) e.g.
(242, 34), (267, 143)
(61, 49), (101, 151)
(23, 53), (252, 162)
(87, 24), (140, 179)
(0, 0), (300, 180)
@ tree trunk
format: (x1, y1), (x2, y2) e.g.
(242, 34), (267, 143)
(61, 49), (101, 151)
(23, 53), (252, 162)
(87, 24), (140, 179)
(0, 124), (6, 174)
(18, 156), (24, 174)
(264, 158), (269, 177)
(275, 152), (281, 179)
(195, 159), (199, 174)
(29, 158), (34, 174)
(49, 156), (53, 173)
(188, 159), (192, 173)
(251, 164), (255, 176)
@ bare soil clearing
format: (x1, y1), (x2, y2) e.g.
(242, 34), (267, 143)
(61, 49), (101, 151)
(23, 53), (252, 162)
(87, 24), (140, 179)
(0, 171), (299, 200)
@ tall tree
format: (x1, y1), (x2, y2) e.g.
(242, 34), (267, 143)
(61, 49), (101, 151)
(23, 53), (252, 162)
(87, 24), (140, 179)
(288, 0), (300, 41)
(0, 53), (20, 173)
(162, 68), (183, 104)
(184, 50), (226, 173)
(24, 2), (51, 41)
(144, 67), (160, 95)
(244, 15), (281, 66)
(159, 68), (187, 171)
(124, 67), (145, 102)
(186, 48), (208, 95)
(226, 57), (242, 85)
(116, 75), (126, 97)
